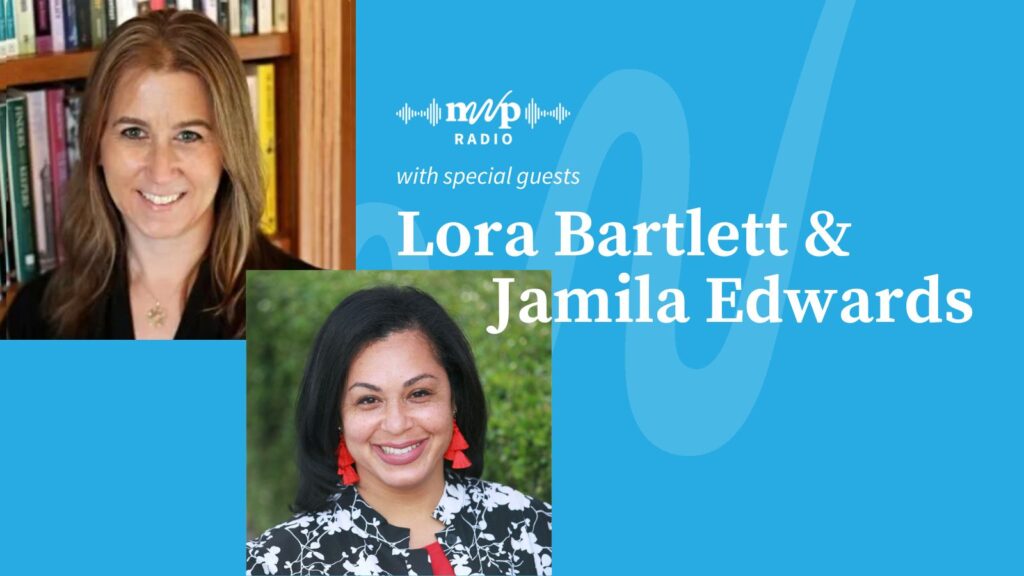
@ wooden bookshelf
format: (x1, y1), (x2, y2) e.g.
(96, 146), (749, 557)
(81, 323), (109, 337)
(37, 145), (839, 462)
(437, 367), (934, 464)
(0, 34), (292, 90)
(0, 1), (356, 328)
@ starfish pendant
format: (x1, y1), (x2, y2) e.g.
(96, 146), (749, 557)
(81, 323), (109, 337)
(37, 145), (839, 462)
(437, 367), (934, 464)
(147, 302), (166, 328)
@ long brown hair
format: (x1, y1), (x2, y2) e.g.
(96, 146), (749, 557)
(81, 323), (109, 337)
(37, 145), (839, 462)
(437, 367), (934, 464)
(44, 10), (263, 337)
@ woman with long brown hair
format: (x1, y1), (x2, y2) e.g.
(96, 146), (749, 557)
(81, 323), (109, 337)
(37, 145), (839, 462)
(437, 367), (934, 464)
(2, 10), (310, 339)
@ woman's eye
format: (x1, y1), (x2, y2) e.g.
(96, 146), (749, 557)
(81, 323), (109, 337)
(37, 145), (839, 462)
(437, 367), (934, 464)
(121, 127), (145, 139)
(410, 389), (432, 400)
(176, 130), (202, 143)
(355, 396), (378, 406)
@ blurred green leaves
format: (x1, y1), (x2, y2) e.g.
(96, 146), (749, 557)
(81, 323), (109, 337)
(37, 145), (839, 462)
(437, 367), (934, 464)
(246, 270), (551, 537)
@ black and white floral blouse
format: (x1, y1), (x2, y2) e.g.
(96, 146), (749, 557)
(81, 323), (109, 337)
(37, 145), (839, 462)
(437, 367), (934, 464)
(246, 472), (552, 575)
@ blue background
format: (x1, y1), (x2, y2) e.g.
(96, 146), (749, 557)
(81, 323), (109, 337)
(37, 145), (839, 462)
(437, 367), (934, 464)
(0, 342), (246, 574)
(358, 0), (1023, 573)
(1, 1), (1021, 574)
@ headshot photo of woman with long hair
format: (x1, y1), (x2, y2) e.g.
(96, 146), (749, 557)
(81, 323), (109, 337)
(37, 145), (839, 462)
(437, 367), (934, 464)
(246, 280), (552, 575)
(1, 10), (312, 340)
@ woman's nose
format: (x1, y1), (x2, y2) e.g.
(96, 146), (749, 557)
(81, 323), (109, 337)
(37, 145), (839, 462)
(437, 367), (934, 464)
(382, 401), (411, 434)
(146, 141), (179, 183)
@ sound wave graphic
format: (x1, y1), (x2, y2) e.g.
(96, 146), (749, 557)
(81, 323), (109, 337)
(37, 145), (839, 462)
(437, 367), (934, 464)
(524, 99), (571, 129)
(395, 99), (442, 127)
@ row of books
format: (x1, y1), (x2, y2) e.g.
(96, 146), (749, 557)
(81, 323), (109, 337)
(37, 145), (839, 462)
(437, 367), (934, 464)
(0, 85), (80, 298)
(0, 61), (277, 302)
(0, 0), (289, 59)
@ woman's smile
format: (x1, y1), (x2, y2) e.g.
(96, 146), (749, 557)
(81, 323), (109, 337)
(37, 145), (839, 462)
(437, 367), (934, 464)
(137, 189), (188, 207)
(374, 439), (427, 464)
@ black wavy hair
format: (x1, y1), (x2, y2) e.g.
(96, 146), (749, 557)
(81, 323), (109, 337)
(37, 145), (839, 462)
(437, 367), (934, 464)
(292, 285), (488, 513)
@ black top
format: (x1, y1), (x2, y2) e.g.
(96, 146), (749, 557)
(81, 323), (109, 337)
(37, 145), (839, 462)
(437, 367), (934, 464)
(246, 472), (553, 576)
(1, 236), (314, 339)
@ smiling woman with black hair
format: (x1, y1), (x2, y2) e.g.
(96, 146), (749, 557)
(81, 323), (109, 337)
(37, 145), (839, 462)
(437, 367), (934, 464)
(246, 286), (552, 576)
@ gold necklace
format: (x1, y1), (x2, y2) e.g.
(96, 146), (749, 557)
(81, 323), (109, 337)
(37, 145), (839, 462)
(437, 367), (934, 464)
(136, 280), (167, 328)
(131, 260), (168, 329)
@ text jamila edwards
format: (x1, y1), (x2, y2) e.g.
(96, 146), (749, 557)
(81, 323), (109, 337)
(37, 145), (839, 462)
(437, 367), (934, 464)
(398, 210), (973, 334)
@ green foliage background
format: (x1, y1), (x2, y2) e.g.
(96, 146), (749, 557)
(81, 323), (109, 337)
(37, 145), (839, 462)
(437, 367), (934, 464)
(247, 270), (551, 538)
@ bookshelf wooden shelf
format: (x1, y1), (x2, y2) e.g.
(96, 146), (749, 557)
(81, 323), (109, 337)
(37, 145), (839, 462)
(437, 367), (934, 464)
(0, 33), (293, 90)
(0, 1), (354, 329)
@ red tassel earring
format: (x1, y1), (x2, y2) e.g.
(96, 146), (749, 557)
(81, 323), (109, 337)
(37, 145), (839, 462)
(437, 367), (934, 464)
(444, 420), (472, 469)
(336, 434), (359, 485)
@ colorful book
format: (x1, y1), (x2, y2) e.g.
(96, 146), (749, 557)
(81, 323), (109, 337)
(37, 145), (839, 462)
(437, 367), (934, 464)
(63, 0), (78, 50)
(74, 0), (89, 47)
(48, 0), (64, 52)
(33, 0), (49, 53)
(89, 0), (104, 47)
(256, 63), (276, 235)
(46, 87), (67, 265)
(15, 0), (36, 56)
(22, 89), (56, 273)
(239, 0), (252, 35)
(0, 96), (9, 292)
(4, 93), (38, 284)
(1, 0), (14, 58)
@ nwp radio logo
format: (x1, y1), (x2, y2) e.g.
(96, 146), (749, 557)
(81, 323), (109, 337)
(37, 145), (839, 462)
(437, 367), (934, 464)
(395, 90), (571, 146)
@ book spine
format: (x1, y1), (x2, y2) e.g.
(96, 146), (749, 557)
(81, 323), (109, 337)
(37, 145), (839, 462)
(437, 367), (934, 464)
(256, 63), (276, 235)
(255, 0), (268, 34)
(216, 0), (227, 32)
(33, 0), (49, 53)
(63, 90), (82, 254)
(115, 0), (132, 26)
(244, 64), (257, 126)
(202, 0), (217, 23)
(16, 0), (36, 55)
(0, 97), (10, 292)
(74, 0), (88, 46)
(2, 0), (10, 58)
(46, 87), (66, 266)
(62, 0), (77, 50)
(103, 0), (114, 39)
(239, 0), (251, 35)
(89, 0), (104, 47)
(227, 0), (237, 36)
(25, 90), (55, 273)
(64, 90), (82, 173)
(48, 0), (63, 52)
(272, 0), (284, 33)
(5, 95), (38, 284)
(1, 0), (11, 58)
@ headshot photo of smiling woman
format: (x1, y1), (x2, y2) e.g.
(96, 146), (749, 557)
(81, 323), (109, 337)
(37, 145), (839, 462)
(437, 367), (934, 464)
(1, 10), (313, 340)
(246, 271), (552, 575)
